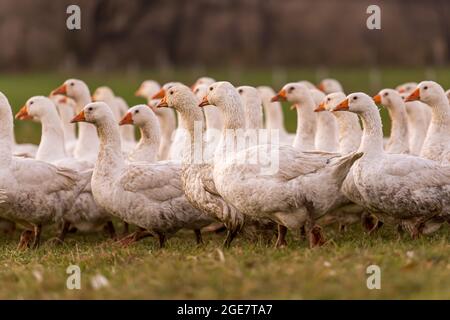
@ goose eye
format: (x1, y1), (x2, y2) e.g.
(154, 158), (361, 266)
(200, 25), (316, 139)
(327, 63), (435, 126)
(88, 107), (93, 111)
(424, 86), (428, 90)
(70, 82), (74, 86)
(195, 89), (199, 94)
(289, 87), (295, 92)
(353, 96), (357, 100)
(209, 87), (213, 91)
(29, 101), (34, 105)
(169, 91), (174, 95)
(327, 98), (330, 102)
(238, 89), (243, 94)
(135, 110), (139, 114)
(384, 92), (388, 97)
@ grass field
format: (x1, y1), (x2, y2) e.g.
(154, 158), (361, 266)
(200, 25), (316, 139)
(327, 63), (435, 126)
(1, 68), (450, 300)
(0, 224), (449, 299)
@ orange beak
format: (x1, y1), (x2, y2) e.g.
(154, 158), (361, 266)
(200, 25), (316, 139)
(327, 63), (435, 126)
(405, 88), (420, 102)
(372, 94), (382, 104)
(317, 83), (325, 92)
(156, 96), (169, 108)
(15, 105), (32, 120)
(198, 96), (209, 107)
(314, 102), (326, 112)
(119, 112), (133, 125)
(71, 110), (86, 123)
(51, 84), (67, 96)
(271, 89), (287, 102)
(333, 98), (349, 112)
(152, 88), (165, 100)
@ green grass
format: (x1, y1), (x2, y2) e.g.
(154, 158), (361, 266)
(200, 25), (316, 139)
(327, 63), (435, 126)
(1, 68), (450, 299)
(4, 67), (450, 144)
(0, 224), (449, 299)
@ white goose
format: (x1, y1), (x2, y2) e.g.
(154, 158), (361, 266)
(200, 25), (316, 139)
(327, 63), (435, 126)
(0, 92), (88, 248)
(71, 102), (213, 247)
(193, 84), (223, 132)
(135, 80), (176, 160)
(92, 87), (136, 154)
(406, 81), (450, 164)
(337, 92), (450, 237)
(119, 104), (160, 163)
(51, 79), (99, 163)
(373, 89), (410, 154)
(157, 84), (245, 247)
(310, 89), (339, 152)
(272, 83), (317, 151)
(316, 92), (362, 154)
(15, 96), (113, 240)
(237, 86), (264, 129)
(50, 95), (77, 156)
(201, 81), (362, 248)
(257, 86), (294, 145)
(152, 82), (186, 161)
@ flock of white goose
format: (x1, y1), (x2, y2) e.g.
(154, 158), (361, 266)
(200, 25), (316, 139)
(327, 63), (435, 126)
(1, 76), (450, 249)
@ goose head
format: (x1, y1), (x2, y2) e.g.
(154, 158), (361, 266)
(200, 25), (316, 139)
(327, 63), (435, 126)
(135, 80), (160, 98)
(271, 83), (312, 105)
(119, 104), (156, 127)
(309, 88), (326, 107)
(396, 82), (418, 94)
(405, 81), (446, 106)
(16, 96), (55, 121)
(193, 84), (208, 101)
(237, 86), (262, 108)
(317, 78), (343, 94)
(334, 93), (376, 114)
(156, 84), (197, 113)
(315, 92), (346, 112)
(152, 82), (183, 100)
(373, 88), (404, 111)
(71, 102), (114, 125)
(51, 79), (89, 100)
(198, 81), (239, 110)
(192, 77), (215, 91)
(92, 86), (115, 102)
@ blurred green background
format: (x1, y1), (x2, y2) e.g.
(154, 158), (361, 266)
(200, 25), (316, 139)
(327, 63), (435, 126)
(4, 67), (449, 145)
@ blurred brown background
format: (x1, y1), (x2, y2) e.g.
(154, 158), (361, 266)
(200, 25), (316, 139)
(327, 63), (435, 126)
(0, 0), (448, 72)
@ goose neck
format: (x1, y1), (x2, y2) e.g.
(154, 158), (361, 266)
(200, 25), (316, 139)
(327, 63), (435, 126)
(95, 117), (125, 178)
(358, 108), (384, 156)
(36, 112), (67, 162)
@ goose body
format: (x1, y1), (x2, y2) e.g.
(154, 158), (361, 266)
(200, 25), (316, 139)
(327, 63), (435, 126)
(203, 82), (361, 247)
(0, 92), (88, 247)
(16, 96), (112, 235)
(339, 92), (450, 236)
(406, 81), (450, 165)
(72, 102), (213, 246)
(158, 85), (244, 246)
